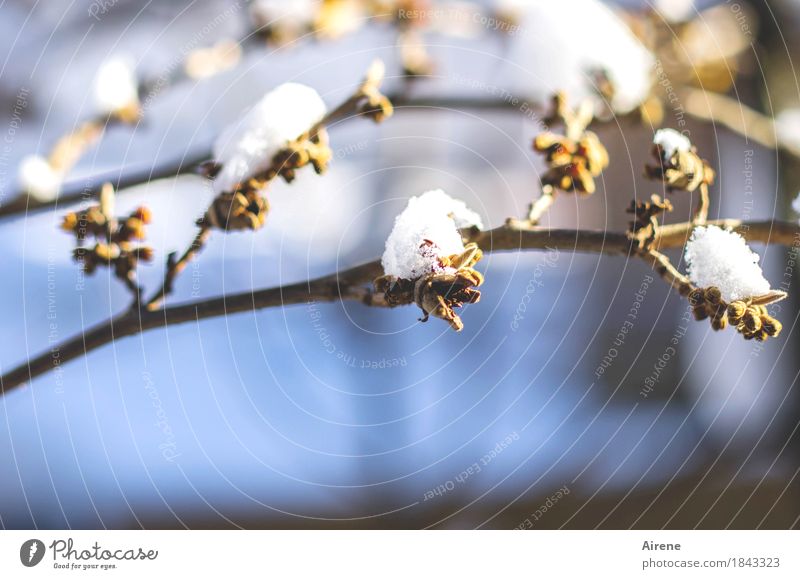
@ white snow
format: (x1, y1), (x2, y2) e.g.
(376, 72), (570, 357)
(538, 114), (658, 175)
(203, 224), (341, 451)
(793, 191), (800, 217)
(684, 225), (771, 302)
(502, 0), (655, 114)
(212, 82), (326, 193)
(654, 0), (695, 23)
(18, 155), (63, 202)
(93, 55), (139, 115)
(654, 128), (692, 159)
(249, 0), (317, 29)
(776, 108), (800, 153)
(381, 189), (483, 279)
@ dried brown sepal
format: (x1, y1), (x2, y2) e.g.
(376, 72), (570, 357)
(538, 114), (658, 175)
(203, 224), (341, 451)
(373, 242), (484, 331)
(373, 275), (415, 307)
(415, 267), (482, 331)
(689, 286), (784, 341)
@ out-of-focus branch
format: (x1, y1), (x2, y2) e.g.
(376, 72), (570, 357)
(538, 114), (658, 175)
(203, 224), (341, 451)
(680, 88), (800, 157)
(144, 225), (211, 312)
(19, 85), (780, 221)
(2, 218), (798, 395)
(0, 94), (595, 221)
(0, 149), (210, 218)
(693, 182), (710, 225)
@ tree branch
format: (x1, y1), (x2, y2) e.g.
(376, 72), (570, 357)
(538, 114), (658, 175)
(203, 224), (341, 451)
(6, 84), (788, 222)
(144, 225), (211, 311)
(680, 88), (800, 157)
(0, 95), (614, 221)
(0, 149), (211, 219)
(2, 218), (797, 395)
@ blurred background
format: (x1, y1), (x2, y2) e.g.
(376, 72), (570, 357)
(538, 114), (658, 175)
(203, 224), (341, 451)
(0, 0), (799, 529)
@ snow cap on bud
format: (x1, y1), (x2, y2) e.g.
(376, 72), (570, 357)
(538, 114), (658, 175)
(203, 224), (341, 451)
(381, 189), (483, 279)
(212, 83), (327, 194)
(684, 225), (771, 302)
(653, 128), (691, 159)
(93, 55), (139, 116)
(18, 155), (63, 201)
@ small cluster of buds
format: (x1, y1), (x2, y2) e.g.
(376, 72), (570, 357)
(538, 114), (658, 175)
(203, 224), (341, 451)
(199, 188), (269, 232)
(374, 242), (484, 331)
(202, 61), (392, 234)
(61, 184), (153, 288)
(266, 128), (332, 183)
(626, 194), (673, 248)
(645, 132), (715, 193)
(533, 131), (609, 194)
(204, 128), (333, 197)
(688, 287), (783, 341)
(533, 94), (608, 195)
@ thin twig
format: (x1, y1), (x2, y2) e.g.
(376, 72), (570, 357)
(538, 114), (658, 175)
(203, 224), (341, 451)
(693, 182), (710, 225)
(642, 247), (693, 296)
(144, 225), (211, 311)
(2, 218), (798, 395)
(0, 149), (210, 219)
(48, 120), (107, 173)
(505, 191), (557, 229)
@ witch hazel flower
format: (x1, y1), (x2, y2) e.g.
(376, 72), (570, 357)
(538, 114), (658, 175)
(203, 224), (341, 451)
(684, 225), (786, 340)
(375, 190), (485, 331)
